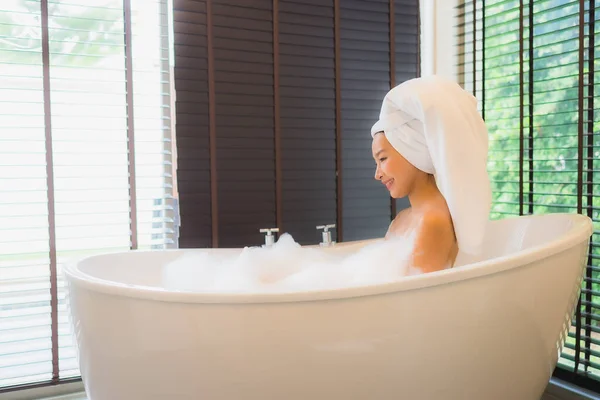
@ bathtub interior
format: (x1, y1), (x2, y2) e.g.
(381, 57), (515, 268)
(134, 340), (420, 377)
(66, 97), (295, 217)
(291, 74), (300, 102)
(69, 213), (581, 290)
(454, 213), (579, 266)
(69, 248), (243, 289)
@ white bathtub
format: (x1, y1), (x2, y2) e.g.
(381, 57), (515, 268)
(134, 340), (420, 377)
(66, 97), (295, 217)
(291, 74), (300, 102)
(64, 213), (592, 400)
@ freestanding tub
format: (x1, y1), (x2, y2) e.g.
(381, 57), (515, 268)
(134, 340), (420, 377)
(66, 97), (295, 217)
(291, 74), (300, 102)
(64, 213), (592, 400)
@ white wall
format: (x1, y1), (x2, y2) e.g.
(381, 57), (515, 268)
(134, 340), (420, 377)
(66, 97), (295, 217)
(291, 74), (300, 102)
(420, 0), (459, 82)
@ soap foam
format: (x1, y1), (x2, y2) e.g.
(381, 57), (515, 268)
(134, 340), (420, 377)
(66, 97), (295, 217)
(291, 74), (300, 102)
(161, 232), (418, 293)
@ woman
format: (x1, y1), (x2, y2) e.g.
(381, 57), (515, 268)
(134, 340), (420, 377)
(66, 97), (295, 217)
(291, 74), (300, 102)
(371, 75), (492, 274)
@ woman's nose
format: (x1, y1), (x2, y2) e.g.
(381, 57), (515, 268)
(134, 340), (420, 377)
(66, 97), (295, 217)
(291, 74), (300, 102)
(374, 166), (382, 180)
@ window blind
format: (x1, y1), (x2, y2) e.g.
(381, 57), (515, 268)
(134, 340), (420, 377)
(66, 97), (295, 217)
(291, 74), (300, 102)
(0, 0), (175, 391)
(279, 0), (337, 245)
(340, 0), (419, 242)
(174, 0), (420, 248)
(458, 0), (600, 392)
(340, 0), (392, 242)
(213, 0), (277, 248)
(1, 0), (50, 387)
(171, 0), (212, 249)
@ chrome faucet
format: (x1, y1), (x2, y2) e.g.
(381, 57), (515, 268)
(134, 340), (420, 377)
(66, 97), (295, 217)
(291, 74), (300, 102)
(259, 228), (279, 247)
(316, 224), (336, 247)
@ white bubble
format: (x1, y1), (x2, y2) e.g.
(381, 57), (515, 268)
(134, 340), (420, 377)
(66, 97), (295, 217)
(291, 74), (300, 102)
(161, 231), (418, 293)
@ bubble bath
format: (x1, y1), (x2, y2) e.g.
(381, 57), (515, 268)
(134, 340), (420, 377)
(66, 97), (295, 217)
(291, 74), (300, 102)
(161, 232), (420, 293)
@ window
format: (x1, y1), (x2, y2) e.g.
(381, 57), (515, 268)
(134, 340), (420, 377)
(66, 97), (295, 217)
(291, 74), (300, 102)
(459, 0), (600, 392)
(0, 0), (176, 390)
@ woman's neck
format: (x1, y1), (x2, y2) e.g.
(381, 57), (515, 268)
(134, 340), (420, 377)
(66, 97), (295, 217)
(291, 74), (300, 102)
(408, 174), (444, 210)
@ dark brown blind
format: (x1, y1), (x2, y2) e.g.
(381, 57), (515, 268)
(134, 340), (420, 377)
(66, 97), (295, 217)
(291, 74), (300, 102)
(279, 0), (337, 245)
(393, 0), (420, 83)
(173, 0), (212, 248)
(340, 0), (420, 241)
(340, 0), (393, 241)
(174, 0), (420, 248)
(459, 0), (600, 393)
(213, 0), (276, 248)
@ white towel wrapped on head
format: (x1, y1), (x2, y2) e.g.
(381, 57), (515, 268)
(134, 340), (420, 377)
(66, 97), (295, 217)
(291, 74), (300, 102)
(370, 75), (491, 256)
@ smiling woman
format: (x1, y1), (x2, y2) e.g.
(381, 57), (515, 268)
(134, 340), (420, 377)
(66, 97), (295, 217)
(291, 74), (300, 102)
(370, 75), (491, 274)
(372, 132), (457, 273)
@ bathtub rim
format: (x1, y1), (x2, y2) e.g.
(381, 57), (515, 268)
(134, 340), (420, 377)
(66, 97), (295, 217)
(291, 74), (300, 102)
(63, 213), (593, 304)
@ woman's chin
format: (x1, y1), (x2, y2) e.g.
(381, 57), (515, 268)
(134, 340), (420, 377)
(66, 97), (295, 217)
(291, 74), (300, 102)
(385, 181), (408, 199)
(389, 190), (407, 199)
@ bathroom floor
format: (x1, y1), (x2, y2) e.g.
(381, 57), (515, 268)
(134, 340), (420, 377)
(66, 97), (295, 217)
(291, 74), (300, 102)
(38, 381), (598, 400)
(541, 379), (598, 400)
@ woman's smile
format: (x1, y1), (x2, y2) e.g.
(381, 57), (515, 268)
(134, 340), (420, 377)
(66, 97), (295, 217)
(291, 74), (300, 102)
(383, 178), (394, 191)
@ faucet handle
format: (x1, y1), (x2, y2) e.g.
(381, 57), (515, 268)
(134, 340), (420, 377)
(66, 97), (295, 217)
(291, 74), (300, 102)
(260, 228), (279, 234)
(316, 224), (336, 232)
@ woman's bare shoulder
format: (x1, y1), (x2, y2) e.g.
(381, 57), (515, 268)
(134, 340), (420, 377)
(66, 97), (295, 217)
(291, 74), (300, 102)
(420, 207), (454, 230)
(410, 207), (457, 273)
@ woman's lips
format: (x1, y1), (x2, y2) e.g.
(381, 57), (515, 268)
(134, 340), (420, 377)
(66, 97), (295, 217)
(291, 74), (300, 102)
(383, 179), (394, 191)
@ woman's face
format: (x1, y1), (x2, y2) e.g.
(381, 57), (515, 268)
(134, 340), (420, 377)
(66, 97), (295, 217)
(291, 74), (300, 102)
(372, 132), (420, 198)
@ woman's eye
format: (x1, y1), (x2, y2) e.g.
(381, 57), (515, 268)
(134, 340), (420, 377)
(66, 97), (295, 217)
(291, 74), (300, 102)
(379, 157), (387, 162)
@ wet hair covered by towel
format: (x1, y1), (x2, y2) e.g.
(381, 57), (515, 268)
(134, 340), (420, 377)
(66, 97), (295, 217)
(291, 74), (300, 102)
(370, 75), (492, 256)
